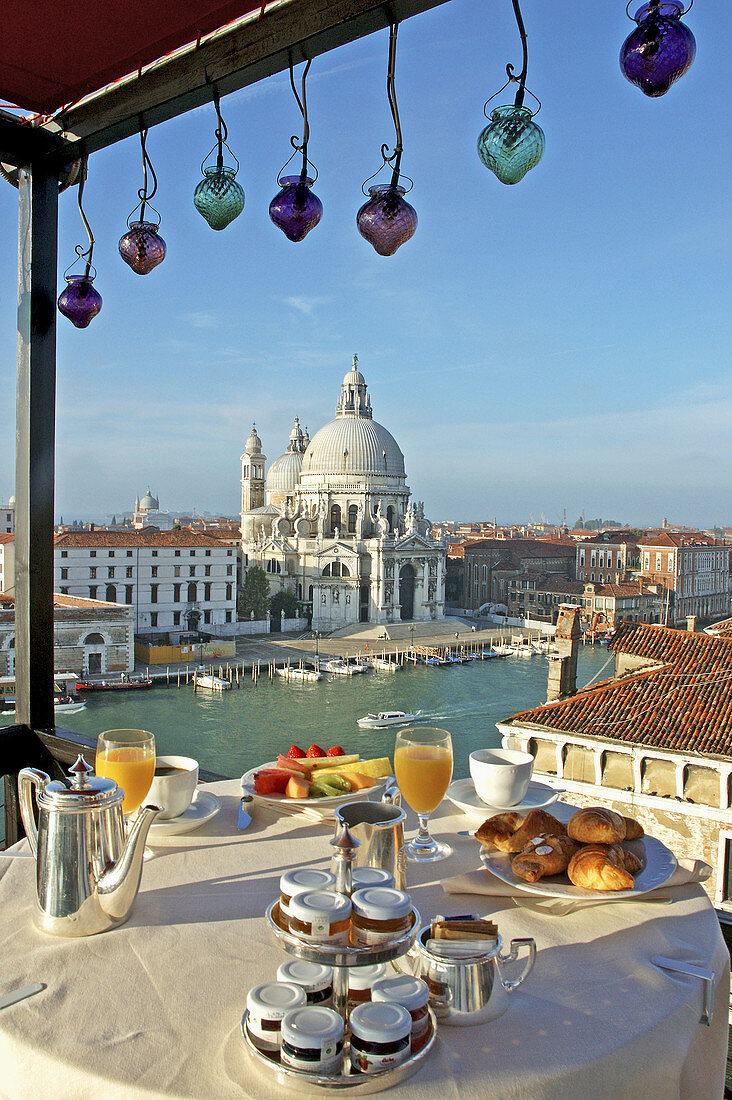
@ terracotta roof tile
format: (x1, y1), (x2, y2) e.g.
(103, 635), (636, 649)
(54, 527), (228, 548)
(507, 622), (732, 759)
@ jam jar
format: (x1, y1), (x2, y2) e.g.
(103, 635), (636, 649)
(245, 982), (306, 1060)
(281, 1006), (345, 1075)
(352, 867), (395, 890)
(277, 960), (333, 1006)
(289, 890), (352, 944)
(349, 1001), (412, 1074)
(279, 868), (336, 921)
(350, 887), (412, 946)
(371, 975), (431, 1051)
(347, 963), (387, 1009)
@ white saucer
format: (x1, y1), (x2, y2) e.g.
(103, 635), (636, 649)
(446, 778), (561, 817)
(148, 789), (221, 838)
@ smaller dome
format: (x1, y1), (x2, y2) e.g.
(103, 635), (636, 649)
(7, 495), (14, 507)
(267, 450), (304, 493)
(245, 423), (263, 455)
(139, 488), (158, 510)
(343, 367), (365, 386)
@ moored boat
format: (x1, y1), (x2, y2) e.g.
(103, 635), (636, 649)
(276, 666), (323, 682)
(74, 675), (154, 692)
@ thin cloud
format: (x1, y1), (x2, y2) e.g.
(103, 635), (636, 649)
(283, 296), (329, 317)
(185, 311), (218, 328)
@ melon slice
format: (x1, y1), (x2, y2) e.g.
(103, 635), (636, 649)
(285, 774), (312, 799)
(299, 754), (360, 771)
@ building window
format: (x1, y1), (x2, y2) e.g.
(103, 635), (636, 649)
(108, 567), (115, 578)
(150, 612), (158, 627)
(151, 566), (158, 577)
(579, 550), (585, 566)
(204, 610), (211, 624)
(204, 583), (211, 601)
(106, 584), (116, 602)
(205, 565), (211, 576)
(127, 551), (133, 558)
(225, 610), (232, 623)
(90, 550), (96, 558)
(226, 583), (232, 601)
(61, 550), (68, 558)
(175, 550), (181, 557)
(189, 565), (196, 577)
(330, 504), (341, 535)
(656, 553), (662, 571)
(173, 611), (181, 626)
(126, 566), (133, 578)
(89, 566), (97, 580)
(60, 587), (68, 594)
(152, 550), (158, 557)
(190, 550), (196, 557)
(667, 553), (674, 571)
(205, 550), (211, 557)
(60, 567), (68, 579)
(188, 582), (197, 601)
(644, 552), (650, 570)
(227, 565), (233, 576)
(227, 549), (232, 556)
(348, 505), (358, 533)
(173, 584), (181, 602)
(174, 566), (181, 577)
(125, 586), (133, 604)
(150, 584), (158, 603)
(109, 551), (115, 558)
(89, 586), (97, 599)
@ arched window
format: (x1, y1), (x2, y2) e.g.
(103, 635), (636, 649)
(386, 506), (395, 532)
(188, 582), (197, 602)
(348, 505), (358, 533)
(308, 585), (313, 602)
(226, 583), (233, 600)
(105, 585), (116, 602)
(298, 584), (303, 599)
(330, 504), (341, 535)
(84, 632), (105, 644)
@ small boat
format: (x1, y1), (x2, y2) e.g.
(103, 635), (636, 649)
(75, 675), (154, 692)
(194, 670), (231, 691)
(372, 657), (400, 671)
(54, 694), (87, 714)
(357, 711), (417, 728)
(276, 666), (323, 682)
(320, 658), (370, 675)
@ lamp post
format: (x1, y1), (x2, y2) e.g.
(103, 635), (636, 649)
(409, 624), (415, 651)
(315, 631), (321, 667)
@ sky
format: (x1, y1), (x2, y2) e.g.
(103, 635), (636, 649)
(1, 0), (730, 527)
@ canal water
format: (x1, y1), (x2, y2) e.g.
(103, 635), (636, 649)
(26, 647), (612, 782)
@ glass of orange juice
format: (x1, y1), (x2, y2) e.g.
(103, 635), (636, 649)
(96, 728), (156, 823)
(394, 727), (453, 862)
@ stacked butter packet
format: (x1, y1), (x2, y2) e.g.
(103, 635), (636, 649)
(426, 918), (499, 958)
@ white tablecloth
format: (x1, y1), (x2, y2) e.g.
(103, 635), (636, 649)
(0, 781), (728, 1100)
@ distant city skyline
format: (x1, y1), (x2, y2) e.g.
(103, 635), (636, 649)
(1, 2), (729, 526)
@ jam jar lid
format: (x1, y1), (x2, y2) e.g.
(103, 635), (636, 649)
(289, 890), (351, 925)
(371, 975), (429, 1011)
(279, 868), (335, 895)
(246, 982), (306, 1020)
(352, 867), (395, 888)
(281, 1006), (344, 1051)
(277, 960), (333, 993)
(349, 1001), (411, 1043)
(351, 887), (412, 921)
(347, 963), (387, 991)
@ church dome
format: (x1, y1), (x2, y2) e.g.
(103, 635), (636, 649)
(267, 449), (304, 493)
(245, 424), (262, 455)
(139, 489), (158, 510)
(303, 417), (405, 477)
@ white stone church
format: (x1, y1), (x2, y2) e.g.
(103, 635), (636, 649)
(240, 359), (446, 631)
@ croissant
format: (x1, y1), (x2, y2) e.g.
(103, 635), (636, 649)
(512, 835), (579, 883)
(475, 809), (567, 854)
(567, 807), (626, 845)
(567, 844), (635, 891)
(622, 816), (644, 841)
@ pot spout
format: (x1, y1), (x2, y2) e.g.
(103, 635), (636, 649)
(97, 804), (161, 924)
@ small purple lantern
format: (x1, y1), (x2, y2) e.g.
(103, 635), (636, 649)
(356, 184), (417, 256)
(620, 1), (696, 97)
(118, 221), (167, 275)
(57, 274), (103, 329)
(270, 175), (323, 242)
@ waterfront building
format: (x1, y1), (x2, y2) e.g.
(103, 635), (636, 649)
(637, 532), (731, 625)
(0, 591), (134, 677)
(506, 577), (663, 629)
(240, 359), (446, 631)
(0, 498), (15, 535)
(49, 528), (237, 636)
(132, 488), (174, 530)
(576, 531), (640, 584)
(499, 613), (732, 910)
(463, 538), (576, 612)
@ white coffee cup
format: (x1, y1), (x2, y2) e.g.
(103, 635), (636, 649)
(147, 755), (199, 820)
(469, 748), (534, 808)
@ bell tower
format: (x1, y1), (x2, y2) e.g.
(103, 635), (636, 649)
(240, 424), (266, 517)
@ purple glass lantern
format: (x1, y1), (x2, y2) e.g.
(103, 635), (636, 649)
(57, 275), (103, 329)
(269, 175), (323, 242)
(620, 2), (696, 97)
(357, 185), (417, 256)
(119, 221), (167, 275)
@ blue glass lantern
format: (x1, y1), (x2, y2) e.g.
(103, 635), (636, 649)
(478, 104), (545, 185)
(194, 95), (245, 231)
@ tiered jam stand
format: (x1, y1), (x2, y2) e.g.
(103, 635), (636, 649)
(241, 824), (438, 1093)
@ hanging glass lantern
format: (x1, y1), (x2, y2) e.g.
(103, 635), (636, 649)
(119, 129), (167, 275)
(194, 93), (245, 230)
(620, 2), (696, 97)
(357, 23), (417, 256)
(58, 274), (103, 329)
(270, 175), (322, 242)
(478, 105), (545, 185)
(57, 156), (103, 329)
(270, 60), (323, 242)
(356, 184), (417, 256)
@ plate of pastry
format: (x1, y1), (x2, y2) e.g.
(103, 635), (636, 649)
(476, 805), (677, 899)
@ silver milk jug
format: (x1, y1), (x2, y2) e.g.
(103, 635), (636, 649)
(18, 754), (161, 937)
(414, 928), (536, 1025)
(334, 788), (407, 890)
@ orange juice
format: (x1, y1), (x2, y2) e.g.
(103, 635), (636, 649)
(394, 744), (453, 813)
(96, 746), (155, 813)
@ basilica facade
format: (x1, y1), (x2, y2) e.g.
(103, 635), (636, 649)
(240, 359), (446, 631)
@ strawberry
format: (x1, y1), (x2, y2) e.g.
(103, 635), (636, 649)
(326, 746), (345, 757)
(286, 744), (305, 759)
(306, 744), (326, 758)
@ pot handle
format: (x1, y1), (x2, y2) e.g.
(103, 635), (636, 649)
(382, 777), (401, 808)
(497, 937), (536, 993)
(17, 768), (49, 859)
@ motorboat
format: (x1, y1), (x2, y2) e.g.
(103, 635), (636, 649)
(276, 666), (322, 682)
(372, 657), (400, 671)
(357, 710), (417, 728)
(320, 658), (370, 675)
(194, 670), (231, 691)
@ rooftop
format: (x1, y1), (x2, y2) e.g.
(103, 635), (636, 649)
(52, 527), (230, 548)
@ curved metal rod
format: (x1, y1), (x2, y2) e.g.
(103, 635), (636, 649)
(510, 0), (528, 109)
(75, 156), (95, 278)
(276, 144), (318, 185)
(288, 57), (312, 177)
(385, 23), (403, 188)
(483, 75), (542, 118)
(625, 0), (693, 20)
(200, 138), (240, 176)
(136, 128), (159, 223)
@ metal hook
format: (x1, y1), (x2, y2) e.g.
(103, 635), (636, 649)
(481, 0), (541, 118)
(360, 23), (410, 195)
(286, 58), (314, 182)
(625, 0), (693, 19)
(132, 127), (159, 224)
(63, 155), (97, 280)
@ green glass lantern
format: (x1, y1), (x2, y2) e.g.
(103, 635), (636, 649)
(194, 94), (245, 231)
(478, 104), (545, 185)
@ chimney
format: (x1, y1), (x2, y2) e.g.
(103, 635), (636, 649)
(547, 605), (581, 701)
(686, 615), (697, 633)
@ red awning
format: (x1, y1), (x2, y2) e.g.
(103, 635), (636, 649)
(1, 1), (274, 115)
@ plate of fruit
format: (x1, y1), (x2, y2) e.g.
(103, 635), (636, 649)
(241, 744), (393, 810)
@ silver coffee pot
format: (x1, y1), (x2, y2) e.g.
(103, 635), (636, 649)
(334, 783), (407, 889)
(18, 754), (161, 937)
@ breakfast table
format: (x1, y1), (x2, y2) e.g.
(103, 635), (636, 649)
(0, 778), (728, 1099)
